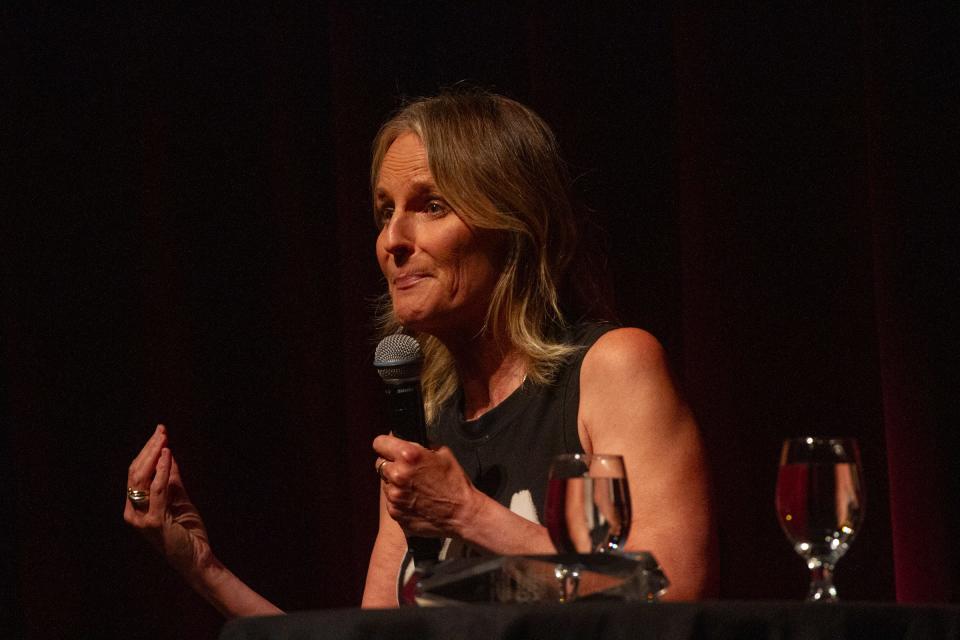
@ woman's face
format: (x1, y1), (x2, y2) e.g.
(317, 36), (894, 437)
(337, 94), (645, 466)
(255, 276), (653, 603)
(375, 133), (503, 338)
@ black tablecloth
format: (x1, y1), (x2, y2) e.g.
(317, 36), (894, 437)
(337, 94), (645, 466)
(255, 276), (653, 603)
(220, 601), (960, 640)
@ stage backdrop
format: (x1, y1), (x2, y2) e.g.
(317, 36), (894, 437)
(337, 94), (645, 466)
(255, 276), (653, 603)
(6, 3), (958, 639)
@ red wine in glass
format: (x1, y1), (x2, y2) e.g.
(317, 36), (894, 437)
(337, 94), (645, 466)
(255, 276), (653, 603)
(775, 437), (864, 602)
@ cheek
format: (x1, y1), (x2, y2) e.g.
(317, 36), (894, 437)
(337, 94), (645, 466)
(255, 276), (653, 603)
(375, 233), (390, 274)
(466, 233), (507, 288)
(452, 249), (501, 302)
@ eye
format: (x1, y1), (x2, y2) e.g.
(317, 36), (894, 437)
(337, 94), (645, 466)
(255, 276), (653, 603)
(425, 199), (449, 216)
(375, 206), (394, 227)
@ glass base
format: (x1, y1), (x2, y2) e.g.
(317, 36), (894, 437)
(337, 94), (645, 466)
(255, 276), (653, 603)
(805, 559), (839, 603)
(807, 583), (839, 602)
(405, 551), (669, 606)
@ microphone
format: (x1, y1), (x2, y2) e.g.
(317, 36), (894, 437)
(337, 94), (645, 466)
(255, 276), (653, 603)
(374, 333), (442, 571)
(373, 333), (429, 446)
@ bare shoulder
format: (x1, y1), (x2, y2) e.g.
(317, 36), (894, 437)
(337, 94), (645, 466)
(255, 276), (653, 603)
(581, 327), (671, 389)
(579, 327), (690, 446)
(583, 327), (665, 374)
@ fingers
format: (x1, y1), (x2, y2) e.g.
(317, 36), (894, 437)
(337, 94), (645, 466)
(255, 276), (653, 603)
(168, 451), (185, 491)
(127, 424), (167, 490)
(382, 481), (413, 525)
(375, 458), (391, 484)
(373, 456), (408, 487)
(372, 434), (424, 464)
(372, 435), (417, 488)
(372, 440), (451, 490)
(124, 425), (168, 526)
(148, 448), (172, 521)
(373, 454), (416, 488)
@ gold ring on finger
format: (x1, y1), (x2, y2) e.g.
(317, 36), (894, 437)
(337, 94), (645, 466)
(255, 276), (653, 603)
(127, 487), (150, 510)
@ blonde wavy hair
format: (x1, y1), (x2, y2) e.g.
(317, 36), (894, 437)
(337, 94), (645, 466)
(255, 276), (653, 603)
(371, 90), (610, 424)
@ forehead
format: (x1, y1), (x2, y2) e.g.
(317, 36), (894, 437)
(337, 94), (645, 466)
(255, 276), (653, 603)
(375, 133), (435, 195)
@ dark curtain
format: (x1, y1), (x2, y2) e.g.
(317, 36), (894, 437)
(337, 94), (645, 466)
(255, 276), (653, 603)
(6, 3), (958, 638)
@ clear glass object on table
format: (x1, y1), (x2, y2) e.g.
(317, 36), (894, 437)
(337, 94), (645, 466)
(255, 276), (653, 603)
(775, 436), (865, 602)
(411, 551), (668, 605)
(406, 452), (667, 606)
(543, 453), (632, 603)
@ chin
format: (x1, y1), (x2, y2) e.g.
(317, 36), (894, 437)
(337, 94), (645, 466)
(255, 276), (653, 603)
(393, 308), (452, 338)
(392, 306), (432, 331)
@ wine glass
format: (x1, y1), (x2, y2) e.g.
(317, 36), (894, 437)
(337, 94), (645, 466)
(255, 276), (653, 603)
(775, 437), (864, 602)
(543, 453), (632, 602)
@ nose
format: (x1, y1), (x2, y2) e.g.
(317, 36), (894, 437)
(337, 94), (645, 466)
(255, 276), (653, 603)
(380, 210), (414, 263)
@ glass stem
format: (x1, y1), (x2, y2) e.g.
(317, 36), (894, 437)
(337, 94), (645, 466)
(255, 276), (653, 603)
(555, 564), (581, 603)
(807, 560), (838, 602)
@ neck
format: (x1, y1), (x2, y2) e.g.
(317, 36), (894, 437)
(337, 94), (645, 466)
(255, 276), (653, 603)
(442, 332), (526, 421)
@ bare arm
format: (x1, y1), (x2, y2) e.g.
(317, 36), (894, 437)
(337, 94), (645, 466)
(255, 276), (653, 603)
(361, 489), (409, 607)
(578, 328), (715, 600)
(371, 437), (556, 558)
(124, 425), (283, 618)
(185, 560), (283, 618)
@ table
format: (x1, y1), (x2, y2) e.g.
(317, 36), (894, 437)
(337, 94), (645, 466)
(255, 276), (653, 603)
(220, 600), (960, 640)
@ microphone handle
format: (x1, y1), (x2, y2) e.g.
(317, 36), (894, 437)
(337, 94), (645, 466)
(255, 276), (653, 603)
(407, 536), (443, 569)
(382, 382), (441, 569)
(382, 383), (428, 445)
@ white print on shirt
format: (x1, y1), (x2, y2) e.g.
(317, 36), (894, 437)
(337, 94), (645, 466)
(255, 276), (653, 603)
(509, 489), (541, 525)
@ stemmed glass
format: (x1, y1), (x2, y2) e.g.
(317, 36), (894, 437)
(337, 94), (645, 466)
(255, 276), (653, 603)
(775, 437), (864, 602)
(543, 453), (632, 602)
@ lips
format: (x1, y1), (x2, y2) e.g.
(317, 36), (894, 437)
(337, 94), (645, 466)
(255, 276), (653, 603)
(393, 272), (430, 290)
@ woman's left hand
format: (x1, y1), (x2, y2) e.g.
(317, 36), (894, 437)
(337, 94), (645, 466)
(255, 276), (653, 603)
(372, 434), (479, 538)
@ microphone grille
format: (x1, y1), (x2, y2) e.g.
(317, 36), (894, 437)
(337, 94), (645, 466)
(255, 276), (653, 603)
(374, 333), (423, 381)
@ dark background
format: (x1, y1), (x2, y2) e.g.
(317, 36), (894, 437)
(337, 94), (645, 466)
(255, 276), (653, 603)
(5, 3), (959, 638)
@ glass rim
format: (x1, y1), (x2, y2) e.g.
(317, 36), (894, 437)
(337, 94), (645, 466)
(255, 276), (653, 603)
(779, 436), (862, 466)
(781, 436), (860, 446)
(550, 452), (625, 462)
(549, 452), (627, 478)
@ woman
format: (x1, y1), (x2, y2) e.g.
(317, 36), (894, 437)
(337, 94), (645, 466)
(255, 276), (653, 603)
(362, 91), (712, 605)
(124, 91), (713, 615)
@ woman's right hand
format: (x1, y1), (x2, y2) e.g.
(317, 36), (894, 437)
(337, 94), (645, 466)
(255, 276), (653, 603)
(123, 424), (215, 581)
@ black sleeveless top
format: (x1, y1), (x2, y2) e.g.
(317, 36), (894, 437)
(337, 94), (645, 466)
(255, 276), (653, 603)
(436, 322), (616, 540)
